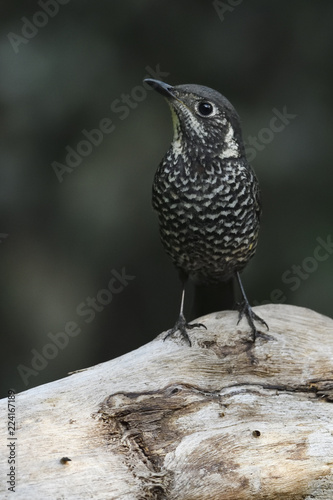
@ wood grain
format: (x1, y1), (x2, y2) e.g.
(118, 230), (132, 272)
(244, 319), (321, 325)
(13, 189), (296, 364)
(1, 304), (333, 499)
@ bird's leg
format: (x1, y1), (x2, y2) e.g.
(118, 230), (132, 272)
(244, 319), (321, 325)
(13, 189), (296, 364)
(164, 277), (206, 346)
(236, 272), (269, 342)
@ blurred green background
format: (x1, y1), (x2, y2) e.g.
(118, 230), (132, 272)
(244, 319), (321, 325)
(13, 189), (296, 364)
(1, 0), (332, 397)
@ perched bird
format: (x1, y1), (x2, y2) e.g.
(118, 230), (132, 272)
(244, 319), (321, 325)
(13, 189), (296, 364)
(144, 78), (268, 345)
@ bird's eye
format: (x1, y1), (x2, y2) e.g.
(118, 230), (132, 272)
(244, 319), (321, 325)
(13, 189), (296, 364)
(197, 101), (214, 117)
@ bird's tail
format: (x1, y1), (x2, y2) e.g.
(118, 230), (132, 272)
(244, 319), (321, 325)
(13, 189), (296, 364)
(192, 279), (235, 319)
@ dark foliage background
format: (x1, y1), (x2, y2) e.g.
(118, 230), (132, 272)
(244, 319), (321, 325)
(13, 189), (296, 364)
(1, 0), (332, 397)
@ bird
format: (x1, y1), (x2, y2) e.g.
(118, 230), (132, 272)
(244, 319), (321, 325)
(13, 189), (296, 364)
(144, 78), (268, 345)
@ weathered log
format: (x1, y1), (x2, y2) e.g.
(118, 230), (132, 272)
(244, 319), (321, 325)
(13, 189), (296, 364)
(1, 304), (333, 499)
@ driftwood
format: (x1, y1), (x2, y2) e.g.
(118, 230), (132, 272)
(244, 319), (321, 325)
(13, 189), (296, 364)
(1, 304), (333, 499)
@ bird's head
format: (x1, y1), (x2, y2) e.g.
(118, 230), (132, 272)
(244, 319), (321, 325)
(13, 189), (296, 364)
(144, 79), (245, 160)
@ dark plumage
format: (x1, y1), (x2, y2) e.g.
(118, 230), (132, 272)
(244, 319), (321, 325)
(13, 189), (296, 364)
(145, 79), (268, 344)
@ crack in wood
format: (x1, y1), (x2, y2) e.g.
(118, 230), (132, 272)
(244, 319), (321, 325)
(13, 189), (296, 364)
(95, 378), (333, 498)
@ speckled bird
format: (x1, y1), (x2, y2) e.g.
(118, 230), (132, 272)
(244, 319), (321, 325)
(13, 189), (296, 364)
(144, 78), (268, 345)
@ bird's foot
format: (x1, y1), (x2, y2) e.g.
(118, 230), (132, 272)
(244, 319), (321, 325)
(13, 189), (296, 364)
(164, 313), (206, 346)
(237, 301), (269, 342)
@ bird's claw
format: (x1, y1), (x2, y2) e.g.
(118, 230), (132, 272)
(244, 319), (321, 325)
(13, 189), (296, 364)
(164, 314), (206, 346)
(237, 301), (269, 342)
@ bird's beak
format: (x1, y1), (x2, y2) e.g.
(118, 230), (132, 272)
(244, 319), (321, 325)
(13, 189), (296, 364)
(144, 79), (176, 99)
